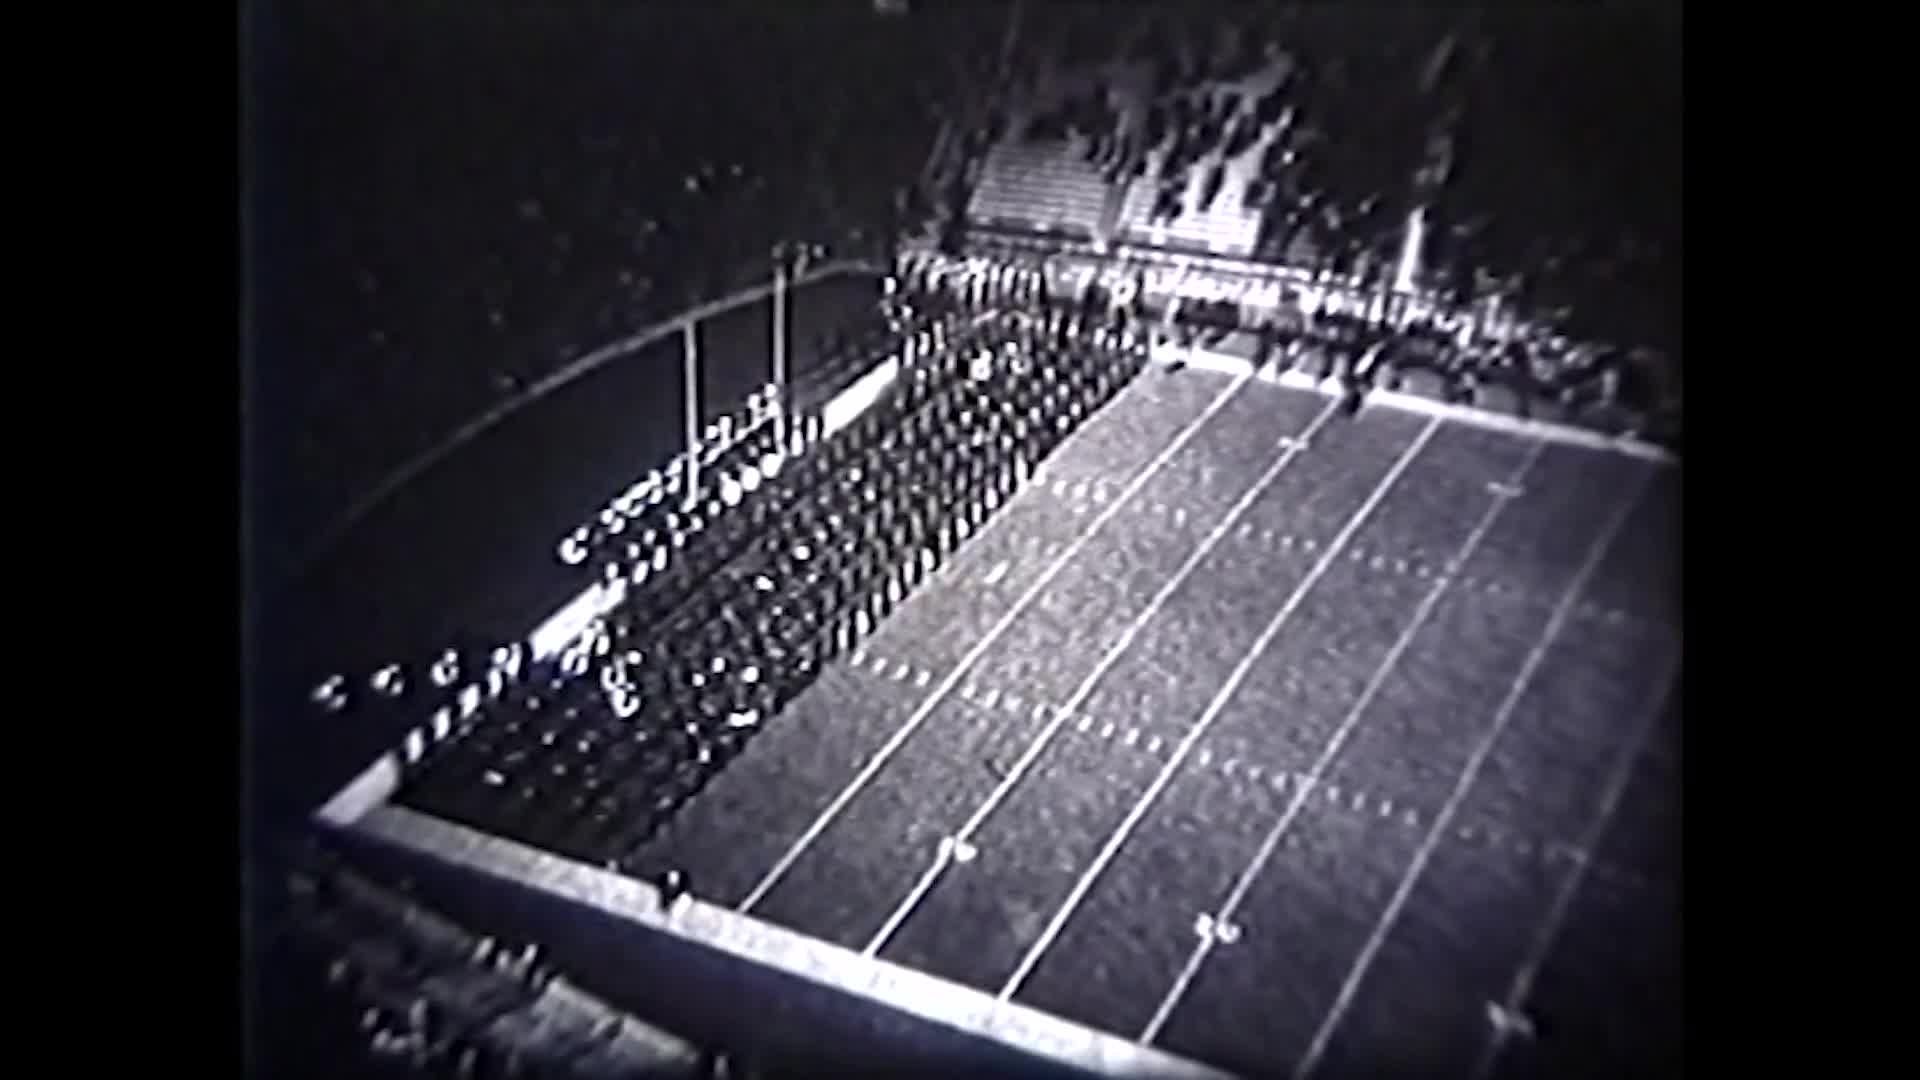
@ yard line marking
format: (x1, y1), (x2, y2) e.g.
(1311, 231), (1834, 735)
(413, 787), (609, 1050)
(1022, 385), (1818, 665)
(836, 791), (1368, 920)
(861, 397), (1343, 956)
(1470, 655), (1680, 1080)
(1138, 437), (1550, 1046)
(1000, 416), (1442, 1001)
(1295, 464), (1655, 1079)
(738, 372), (1260, 913)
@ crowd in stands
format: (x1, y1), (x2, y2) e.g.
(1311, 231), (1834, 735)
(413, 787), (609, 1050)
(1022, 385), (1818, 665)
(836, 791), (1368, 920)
(252, 1), (982, 581)
(278, 849), (730, 1078)
(941, 3), (1677, 393)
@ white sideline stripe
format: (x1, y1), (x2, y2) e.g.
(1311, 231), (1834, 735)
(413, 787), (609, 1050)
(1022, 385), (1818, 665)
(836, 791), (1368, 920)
(862, 395), (1346, 959)
(350, 805), (1232, 1080)
(999, 413), (1442, 1000)
(314, 753), (403, 828)
(1294, 465), (1655, 1080)
(737, 368), (1262, 913)
(1149, 343), (1676, 466)
(1137, 437), (1550, 1046)
(1469, 654), (1681, 1080)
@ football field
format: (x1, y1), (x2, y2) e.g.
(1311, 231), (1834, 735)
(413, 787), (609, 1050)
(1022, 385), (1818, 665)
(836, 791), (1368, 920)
(639, 365), (1681, 1079)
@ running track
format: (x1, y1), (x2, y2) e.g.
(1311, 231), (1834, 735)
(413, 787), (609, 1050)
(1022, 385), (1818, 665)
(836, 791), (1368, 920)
(641, 364), (1681, 1079)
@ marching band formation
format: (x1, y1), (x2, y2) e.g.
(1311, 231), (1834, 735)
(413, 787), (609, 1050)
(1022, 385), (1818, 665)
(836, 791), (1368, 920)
(322, 262), (1147, 888)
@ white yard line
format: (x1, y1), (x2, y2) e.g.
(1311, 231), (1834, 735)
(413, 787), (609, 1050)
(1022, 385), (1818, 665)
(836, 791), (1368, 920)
(1293, 465), (1656, 1080)
(737, 368), (1259, 913)
(1468, 654), (1681, 1080)
(998, 414), (1446, 999)
(860, 396), (1348, 957)
(1137, 437), (1550, 1045)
